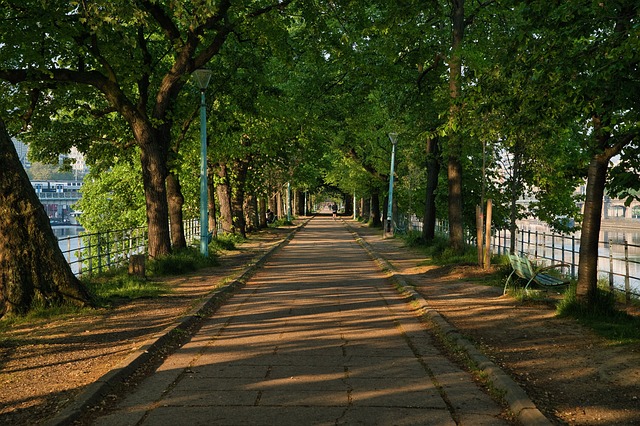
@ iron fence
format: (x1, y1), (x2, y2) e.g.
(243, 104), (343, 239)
(58, 218), (201, 277)
(403, 215), (640, 300)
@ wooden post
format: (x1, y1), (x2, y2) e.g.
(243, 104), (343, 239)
(484, 199), (492, 269)
(128, 254), (146, 278)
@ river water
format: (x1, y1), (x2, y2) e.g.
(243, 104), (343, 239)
(54, 225), (84, 275)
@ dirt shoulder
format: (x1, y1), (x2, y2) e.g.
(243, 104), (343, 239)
(350, 221), (640, 425)
(0, 225), (295, 425)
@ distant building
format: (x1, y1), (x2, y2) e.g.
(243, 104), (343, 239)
(12, 138), (30, 169)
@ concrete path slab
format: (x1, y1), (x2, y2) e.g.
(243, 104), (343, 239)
(92, 217), (508, 425)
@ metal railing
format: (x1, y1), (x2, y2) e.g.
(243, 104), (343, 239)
(58, 218), (201, 277)
(403, 215), (640, 300)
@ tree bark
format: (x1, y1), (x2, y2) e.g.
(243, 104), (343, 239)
(295, 189), (305, 216)
(207, 166), (218, 238)
(509, 139), (523, 254)
(166, 172), (186, 249)
(423, 136), (440, 242)
(231, 159), (249, 238)
(576, 154), (609, 304)
(0, 119), (92, 317)
(244, 193), (259, 232)
(137, 128), (172, 258)
(447, 0), (465, 252)
(258, 198), (267, 228)
(370, 190), (382, 227)
(214, 163), (233, 234)
(362, 197), (370, 221)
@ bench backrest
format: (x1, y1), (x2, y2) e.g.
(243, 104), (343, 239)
(508, 254), (535, 280)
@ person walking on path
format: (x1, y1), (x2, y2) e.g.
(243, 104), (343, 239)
(91, 217), (508, 425)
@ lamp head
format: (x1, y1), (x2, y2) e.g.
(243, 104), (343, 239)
(193, 69), (212, 90)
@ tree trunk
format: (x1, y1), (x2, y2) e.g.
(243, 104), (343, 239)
(207, 166), (218, 238)
(344, 192), (353, 216)
(508, 139), (524, 254)
(138, 134), (172, 258)
(370, 190), (382, 227)
(576, 155), (609, 304)
(166, 172), (186, 249)
(258, 197), (267, 228)
(447, 0), (465, 252)
(295, 189), (305, 216)
(244, 193), (259, 232)
(231, 160), (249, 238)
(0, 119), (92, 317)
(362, 197), (370, 221)
(423, 136), (440, 242)
(214, 163), (233, 234)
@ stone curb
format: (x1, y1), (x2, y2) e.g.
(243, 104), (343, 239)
(344, 221), (551, 426)
(46, 220), (309, 426)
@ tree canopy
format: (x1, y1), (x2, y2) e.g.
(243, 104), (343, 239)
(1, 0), (639, 311)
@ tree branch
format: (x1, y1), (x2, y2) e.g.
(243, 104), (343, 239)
(138, 0), (182, 46)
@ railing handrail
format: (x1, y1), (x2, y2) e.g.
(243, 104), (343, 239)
(57, 218), (202, 277)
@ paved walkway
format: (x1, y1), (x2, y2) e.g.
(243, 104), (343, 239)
(92, 217), (507, 425)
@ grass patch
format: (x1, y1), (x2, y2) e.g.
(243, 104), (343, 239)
(272, 217), (295, 227)
(0, 299), (92, 330)
(84, 273), (168, 304)
(406, 234), (479, 266)
(557, 286), (640, 344)
(209, 233), (246, 252)
(147, 246), (219, 276)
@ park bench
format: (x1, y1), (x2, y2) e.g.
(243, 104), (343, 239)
(504, 253), (571, 294)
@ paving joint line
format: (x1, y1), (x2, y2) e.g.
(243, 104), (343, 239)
(342, 219), (551, 426)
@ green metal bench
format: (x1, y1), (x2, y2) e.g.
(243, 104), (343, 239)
(504, 253), (571, 294)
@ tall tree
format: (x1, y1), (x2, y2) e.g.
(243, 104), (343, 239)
(0, 0), (291, 258)
(511, 1), (640, 305)
(0, 118), (92, 317)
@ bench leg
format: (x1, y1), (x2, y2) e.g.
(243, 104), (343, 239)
(504, 271), (516, 295)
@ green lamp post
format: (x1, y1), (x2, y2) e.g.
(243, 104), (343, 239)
(194, 68), (212, 256)
(386, 133), (398, 235)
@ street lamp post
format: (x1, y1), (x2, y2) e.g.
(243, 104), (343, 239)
(386, 133), (398, 236)
(194, 69), (212, 256)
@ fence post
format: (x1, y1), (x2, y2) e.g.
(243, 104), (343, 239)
(77, 234), (83, 277)
(97, 233), (103, 274)
(571, 236), (576, 279)
(625, 239), (630, 304)
(609, 239), (614, 292)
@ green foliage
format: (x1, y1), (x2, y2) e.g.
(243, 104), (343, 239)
(75, 152), (146, 232)
(147, 248), (219, 276)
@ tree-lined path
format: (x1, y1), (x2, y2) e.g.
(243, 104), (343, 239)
(92, 217), (507, 425)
